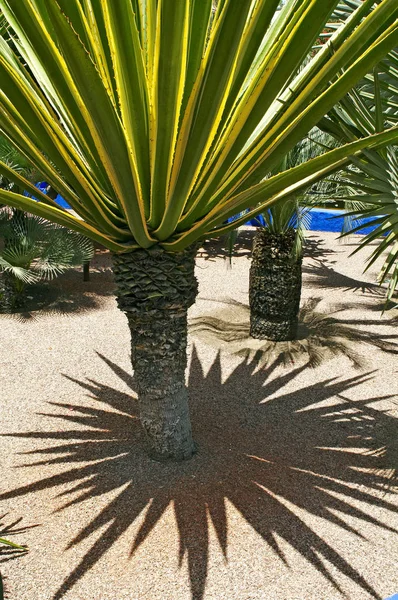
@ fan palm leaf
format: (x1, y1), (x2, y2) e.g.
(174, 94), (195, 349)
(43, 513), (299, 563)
(0, 210), (94, 311)
(318, 45), (398, 302)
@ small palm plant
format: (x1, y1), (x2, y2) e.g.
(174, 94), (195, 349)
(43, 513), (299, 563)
(249, 199), (310, 340)
(0, 136), (94, 311)
(0, 208), (94, 311)
(248, 135), (324, 341)
(329, 146), (398, 304)
(1, 0), (398, 460)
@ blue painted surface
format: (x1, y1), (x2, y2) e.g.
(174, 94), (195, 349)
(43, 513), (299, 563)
(384, 594), (398, 600)
(308, 207), (379, 235)
(244, 208), (379, 235)
(35, 182), (71, 208)
(307, 208), (345, 233)
(32, 183), (380, 234)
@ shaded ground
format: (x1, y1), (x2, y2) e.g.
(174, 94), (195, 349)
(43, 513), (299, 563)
(0, 247), (115, 321)
(1, 231), (397, 600)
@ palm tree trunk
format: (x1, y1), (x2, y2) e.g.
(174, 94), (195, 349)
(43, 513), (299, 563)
(112, 244), (198, 461)
(0, 210), (26, 312)
(249, 229), (302, 341)
(0, 272), (23, 312)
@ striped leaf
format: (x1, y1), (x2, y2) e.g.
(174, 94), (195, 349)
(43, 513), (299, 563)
(0, 0), (397, 255)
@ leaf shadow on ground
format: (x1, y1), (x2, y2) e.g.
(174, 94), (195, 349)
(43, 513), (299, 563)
(0, 515), (33, 565)
(197, 232), (253, 262)
(303, 259), (385, 296)
(190, 297), (398, 369)
(0, 249), (116, 322)
(197, 231), (338, 263)
(1, 350), (397, 600)
(0, 514), (36, 600)
(304, 235), (340, 261)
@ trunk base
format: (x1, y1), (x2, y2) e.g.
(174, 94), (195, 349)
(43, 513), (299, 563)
(112, 245), (198, 462)
(249, 230), (302, 342)
(0, 273), (24, 312)
(250, 315), (298, 341)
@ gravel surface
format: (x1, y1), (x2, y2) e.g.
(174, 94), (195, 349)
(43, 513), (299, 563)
(1, 231), (397, 600)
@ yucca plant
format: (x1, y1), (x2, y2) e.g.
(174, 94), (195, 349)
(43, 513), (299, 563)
(222, 197), (309, 341)
(1, 0), (398, 460)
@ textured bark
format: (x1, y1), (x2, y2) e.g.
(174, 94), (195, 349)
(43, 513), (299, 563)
(0, 210), (26, 312)
(249, 229), (302, 341)
(112, 245), (198, 461)
(83, 261), (90, 282)
(0, 272), (24, 312)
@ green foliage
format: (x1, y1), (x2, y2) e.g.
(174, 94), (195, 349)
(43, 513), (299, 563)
(0, 209), (94, 310)
(0, 533), (28, 600)
(0, 536), (27, 550)
(0, 134), (94, 310)
(317, 48), (398, 302)
(258, 133), (329, 254)
(228, 132), (327, 259)
(0, 135), (40, 193)
(0, 0), (397, 253)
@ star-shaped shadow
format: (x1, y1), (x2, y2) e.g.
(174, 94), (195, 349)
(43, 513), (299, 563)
(1, 350), (397, 600)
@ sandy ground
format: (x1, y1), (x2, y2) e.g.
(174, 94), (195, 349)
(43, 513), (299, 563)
(0, 231), (397, 600)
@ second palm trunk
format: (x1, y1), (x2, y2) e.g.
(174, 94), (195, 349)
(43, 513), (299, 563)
(112, 245), (198, 461)
(249, 229), (302, 341)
